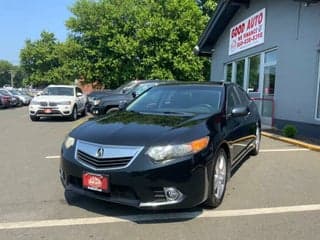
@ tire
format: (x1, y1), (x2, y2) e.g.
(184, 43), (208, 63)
(106, 107), (119, 114)
(30, 115), (40, 121)
(205, 148), (228, 208)
(69, 106), (78, 121)
(81, 104), (88, 117)
(251, 124), (261, 156)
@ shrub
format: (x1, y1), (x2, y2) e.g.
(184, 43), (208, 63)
(282, 124), (297, 138)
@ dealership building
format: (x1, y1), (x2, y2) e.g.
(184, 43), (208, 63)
(196, 0), (320, 137)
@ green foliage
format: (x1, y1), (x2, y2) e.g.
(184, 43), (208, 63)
(20, 0), (218, 88)
(197, 0), (218, 17)
(282, 125), (297, 138)
(0, 60), (25, 88)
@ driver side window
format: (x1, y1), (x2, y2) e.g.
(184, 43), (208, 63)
(226, 86), (241, 114)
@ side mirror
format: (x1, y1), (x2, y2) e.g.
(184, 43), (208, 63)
(119, 100), (128, 110)
(231, 106), (249, 117)
(76, 92), (83, 97)
(131, 91), (137, 98)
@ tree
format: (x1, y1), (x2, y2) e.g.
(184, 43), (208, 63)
(20, 31), (68, 86)
(20, 0), (218, 88)
(197, 0), (218, 17)
(66, 0), (210, 88)
(0, 60), (25, 88)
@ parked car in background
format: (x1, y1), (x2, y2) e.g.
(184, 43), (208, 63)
(87, 90), (112, 112)
(91, 80), (164, 115)
(0, 93), (11, 108)
(0, 89), (18, 107)
(87, 80), (145, 113)
(60, 82), (261, 210)
(7, 89), (32, 106)
(29, 85), (88, 121)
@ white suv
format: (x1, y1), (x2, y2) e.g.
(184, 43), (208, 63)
(29, 85), (87, 121)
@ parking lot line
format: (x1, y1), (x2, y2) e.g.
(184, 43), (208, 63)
(45, 156), (60, 159)
(1, 203), (320, 230)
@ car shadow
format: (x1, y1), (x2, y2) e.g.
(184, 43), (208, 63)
(63, 190), (203, 224)
(33, 115), (90, 122)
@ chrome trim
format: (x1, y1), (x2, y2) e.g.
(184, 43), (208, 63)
(139, 195), (184, 208)
(75, 140), (144, 171)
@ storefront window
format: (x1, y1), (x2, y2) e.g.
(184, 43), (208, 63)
(236, 59), (245, 87)
(248, 55), (260, 93)
(265, 50), (277, 64)
(225, 63), (232, 82)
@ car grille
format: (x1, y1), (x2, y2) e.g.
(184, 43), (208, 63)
(75, 140), (143, 170)
(49, 102), (57, 106)
(77, 150), (132, 168)
(40, 102), (48, 106)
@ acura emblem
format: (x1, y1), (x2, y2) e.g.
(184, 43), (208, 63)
(96, 147), (104, 158)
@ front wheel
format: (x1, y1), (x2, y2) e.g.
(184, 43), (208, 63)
(69, 106), (78, 121)
(30, 115), (40, 121)
(106, 107), (119, 114)
(81, 104), (88, 117)
(251, 124), (261, 156)
(205, 149), (228, 208)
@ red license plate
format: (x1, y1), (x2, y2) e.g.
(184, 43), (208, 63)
(82, 173), (109, 192)
(44, 108), (52, 113)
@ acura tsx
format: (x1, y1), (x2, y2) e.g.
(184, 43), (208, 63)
(60, 82), (261, 209)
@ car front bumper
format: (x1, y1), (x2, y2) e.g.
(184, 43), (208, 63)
(29, 105), (73, 117)
(60, 146), (211, 210)
(91, 106), (106, 115)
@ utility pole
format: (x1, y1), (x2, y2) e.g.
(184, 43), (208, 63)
(9, 70), (15, 88)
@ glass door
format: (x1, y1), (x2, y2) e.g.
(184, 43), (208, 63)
(261, 50), (277, 126)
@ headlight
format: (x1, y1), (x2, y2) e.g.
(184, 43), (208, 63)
(93, 99), (101, 105)
(64, 136), (75, 149)
(56, 101), (71, 105)
(30, 100), (40, 105)
(146, 137), (209, 163)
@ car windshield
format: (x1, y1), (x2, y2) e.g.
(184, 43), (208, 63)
(0, 90), (10, 96)
(115, 81), (138, 93)
(9, 89), (21, 95)
(43, 87), (74, 96)
(128, 82), (157, 96)
(127, 85), (224, 115)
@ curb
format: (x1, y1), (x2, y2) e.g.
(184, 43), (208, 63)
(262, 131), (320, 152)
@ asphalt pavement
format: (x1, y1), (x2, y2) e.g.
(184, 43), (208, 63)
(1, 107), (320, 240)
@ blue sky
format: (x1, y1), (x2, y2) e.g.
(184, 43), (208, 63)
(0, 0), (75, 65)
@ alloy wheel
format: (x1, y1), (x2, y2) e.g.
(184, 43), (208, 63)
(213, 152), (227, 200)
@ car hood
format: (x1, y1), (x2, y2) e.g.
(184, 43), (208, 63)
(33, 95), (74, 102)
(99, 93), (130, 102)
(70, 111), (211, 146)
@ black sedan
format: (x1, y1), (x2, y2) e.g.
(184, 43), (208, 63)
(60, 82), (261, 210)
(91, 80), (162, 115)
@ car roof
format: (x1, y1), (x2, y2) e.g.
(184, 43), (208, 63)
(154, 81), (233, 88)
(47, 85), (76, 88)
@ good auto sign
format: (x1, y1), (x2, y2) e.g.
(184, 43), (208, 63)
(229, 9), (266, 56)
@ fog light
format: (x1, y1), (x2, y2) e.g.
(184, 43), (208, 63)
(164, 187), (182, 201)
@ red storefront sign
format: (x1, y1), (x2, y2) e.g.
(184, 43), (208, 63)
(229, 8), (266, 56)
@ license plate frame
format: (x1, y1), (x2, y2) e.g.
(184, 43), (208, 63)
(44, 108), (52, 114)
(82, 172), (109, 192)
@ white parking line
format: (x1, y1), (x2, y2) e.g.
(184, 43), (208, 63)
(45, 156), (60, 159)
(1, 204), (320, 230)
(260, 148), (309, 152)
